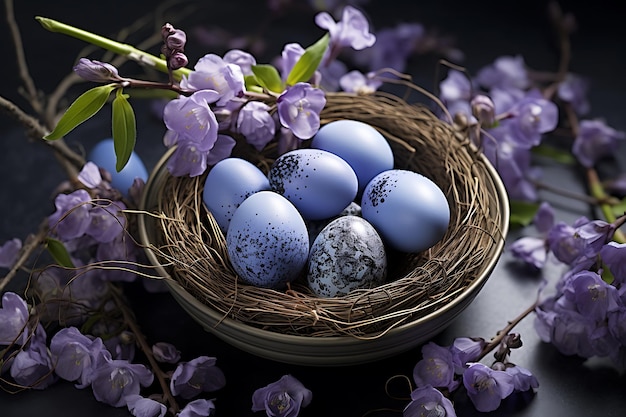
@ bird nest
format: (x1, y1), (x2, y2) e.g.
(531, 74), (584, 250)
(141, 90), (507, 338)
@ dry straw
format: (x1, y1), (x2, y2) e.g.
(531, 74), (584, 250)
(145, 87), (506, 338)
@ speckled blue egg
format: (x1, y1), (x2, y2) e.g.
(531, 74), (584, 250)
(268, 149), (358, 220)
(311, 120), (394, 194)
(361, 169), (450, 253)
(88, 138), (148, 196)
(305, 201), (363, 246)
(202, 158), (271, 234)
(226, 191), (309, 289)
(307, 216), (387, 297)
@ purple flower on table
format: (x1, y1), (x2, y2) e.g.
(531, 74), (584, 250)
(572, 119), (626, 168)
(178, 398), (216, 417)
(237, 101), (276, 151)
(600, 241), (626, 285)
(91, 358), (154, 407)
(10, 323), (56, 389)
(475, 55), (529, 91)
(152, 342), (181, 364)
(223, 49), (257, 76)
(339, 70), (381, 94)
(462, 362), (514, 412)
(125, 394), (166, 417)
(0, 238), (21, 269)
(181, 54), (245, 106)
(505, 91), (558, 148)
(402, 385), (456, 417)
(509, 236), (548, 270)
(562, 270), (619, 321)
(412, 342), (459, 392)
(48, 189), (93, 240)
(557, 73), (590, 116)
(450, 337), (486, 370)
(547, 217), (614, 270)
(0, 292), (29, 346)
(504, 365), (539, 392)
(170, 356), (226, 399)
(534, 201), (555, 233)
(50, 326), (111, 388)
(277, 82), (326, 139)
(315, 5), (376, 51)
(73, 58), (124, 83)
(251, 374), (312, 417)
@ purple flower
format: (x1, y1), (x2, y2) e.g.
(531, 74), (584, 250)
(10, 323), (56, 389)
(237, 101), (276, 151)
(85, 201), (127, 243)
(0, 292), (29, 346)
(206, 134), (237, 166)
(572, 119), (626, 168)
(562, 270), (619, 321)
(315, 5), (376, 51)
(91, 359), (154, 407)
(440, 69), (471, 104)
(355, 22), (424, 73)
(170, 356), (226, 399)
(450, 337), (486, 370)
(277, 83), (326, 139)
(0, 238), (22, 269)
(600, 241), (626, 285)
(181, 54), (245, 105)
(339, 70), (381, 94)
(78, 161), (103, 188)
(412, 342), (459, 391)
(462, 363), (514, 412)
(504, 365), (539, 392)
(251, 374), (312, 417)
(166, 138), (209, 177)
(506, 92), (558, 148)
(557, 73), (590, 115)
(178, 399), (216, 417)
(403, 385), (456, 417)
(280, 43), (306, 81)
(548, 218), (614, 269)
(509, 236), (548, 269)
(475, 55), (529, 90)
(608, 306), (626, 345)
(48, 189), (93, 240)
(471, 94), (496, 127)
(163, 90), (220, 151)
(73, 58), (124, 83)
(223, 49), (257, 76)
(50, 327), (111, 388)
(151, 342), (181, 364)
(534, 201), (555, 233)
(125, 395), (166, 417)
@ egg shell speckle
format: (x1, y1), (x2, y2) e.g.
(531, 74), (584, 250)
(307, 215), (387, 298)
(226, 191), (309, 289)
(268, 149), (358, 220)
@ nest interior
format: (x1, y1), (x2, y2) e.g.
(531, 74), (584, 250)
(146, 91), (506, 338)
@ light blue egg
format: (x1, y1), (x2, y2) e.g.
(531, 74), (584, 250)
(203, 158), (271, 234)
(361, 169), (450, 253)
(226, 191), (309, 289)
(311, 120), (394, 194)
(88, 138), (148, 196)
(268, 149), (358, 220)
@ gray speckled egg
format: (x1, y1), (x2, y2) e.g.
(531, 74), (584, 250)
(307, 215), (387, 297)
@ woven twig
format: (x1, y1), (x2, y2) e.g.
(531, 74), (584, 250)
(148, 91), (506, 337)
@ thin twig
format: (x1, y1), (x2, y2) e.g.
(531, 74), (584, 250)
(0, 220), (48, 293)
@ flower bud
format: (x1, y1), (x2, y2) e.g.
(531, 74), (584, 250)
(166, 29), (187, 51)
(471, 94), (496, 127)
(73, 58), (122, 83)
(168, 52), (188, 70)
(161, 23), (175, 41)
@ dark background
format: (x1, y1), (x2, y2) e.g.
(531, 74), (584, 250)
(1, 1), (625, 416)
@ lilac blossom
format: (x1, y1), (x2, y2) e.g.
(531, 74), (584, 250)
(181, 54), (245, 105)
(402, 385), (457, 417)
(50, 326), (111, 388)
(85, 201), (127, 243)
(165, 139), (209, 177)
(10, 323), (56, 389)
(509, 236), (548, 269)
(412, 342), (459, 392)
(440, 69), (472, 104)
(251, 374), (312, 417)
(475, 55), (529, 91)
(504, 365), (539, 392)
(315, 5), (376, 51)
(73, 58), (124, 83)
(125, 395), (166, 417)
(450, 337), (486, 370)
(77, 161), (103, 188)
(316, 59), (348, 92)
(276, 82), (326, 139)
(561, 270), (619, 321)
(572, 119), (626, 168)
(169, 356), (226, 399)
(152, 342), (181, 364)
(534, 201), (555, 233)
(178, 399), (216, 417)
(95, 233), (140, 282)
(505, 91), (558, 148)
(48, 189), (93, 240)
(206, 134), (237, 166)
(547, 217), (614, 269)
(339, 70), (381, 94)
(0, 291), (29, 346)
(462, 363), (514, 412)
(0, 238), (21, 268)
(237, 101), (276, 151)
(223, 49), (257, 76)
(600, 241), (626, 285)
(557, 73), (590, 115)
(280, 43), (306, 81)
(163, 90), (220, 151)
(91, 358), (154, 407)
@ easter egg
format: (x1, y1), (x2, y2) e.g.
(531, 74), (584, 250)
(361, 169), (450, 253)
(202, 158), (271, 234)
(268, 149), (358, 220)
(88, 138), (148, 196)
(307, 216), (387, 297)
(311, 120), (394, 194)
(226, 191), (309, 289)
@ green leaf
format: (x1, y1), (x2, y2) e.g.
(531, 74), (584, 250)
(286, 33), (330, 86)
(251, 64), (284, 93)
(611, 197), (626, 218)
(532, 143), (576, 164)
(44, 84), (116, 140)
(45, 237), (75, 268)
(509, 200), (540, 228)
(111, 89), (136, 172)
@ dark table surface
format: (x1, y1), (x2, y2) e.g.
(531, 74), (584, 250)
(1, 1), (625, 416)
